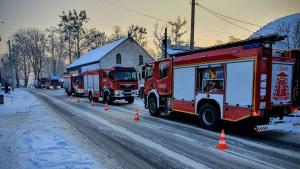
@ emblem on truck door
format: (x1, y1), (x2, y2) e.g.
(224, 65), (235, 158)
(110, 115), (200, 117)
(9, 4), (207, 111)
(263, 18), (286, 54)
(273, 72), (289, 100)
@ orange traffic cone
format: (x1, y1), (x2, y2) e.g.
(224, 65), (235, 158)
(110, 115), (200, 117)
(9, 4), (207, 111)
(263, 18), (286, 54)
(77, 97), (80, 102)
(216, 130), (228, 150)
(91, 100), (95, 106)
(104, 103), (109, 112)
(133, 111), (140, 121)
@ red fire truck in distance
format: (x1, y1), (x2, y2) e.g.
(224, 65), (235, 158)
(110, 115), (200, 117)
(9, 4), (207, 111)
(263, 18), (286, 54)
(83, 67), (139, 104)
(64, 73), (84, 96)
(143, 35), (299, 132)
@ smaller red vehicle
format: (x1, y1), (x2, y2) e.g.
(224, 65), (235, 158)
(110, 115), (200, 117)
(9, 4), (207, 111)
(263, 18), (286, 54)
(64, 73), (84, 96)
(83, 67), (139, 104)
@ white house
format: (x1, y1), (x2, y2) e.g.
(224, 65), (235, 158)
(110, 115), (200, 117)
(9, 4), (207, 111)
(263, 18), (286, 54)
(66, 35), (154, 84)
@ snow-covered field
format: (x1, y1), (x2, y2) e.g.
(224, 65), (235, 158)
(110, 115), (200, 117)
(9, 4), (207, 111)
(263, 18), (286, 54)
(0, 89), (104, 169)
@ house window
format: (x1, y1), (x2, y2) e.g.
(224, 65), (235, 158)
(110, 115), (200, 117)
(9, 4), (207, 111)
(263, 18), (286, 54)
(116, 53), (121, 64)
(139, 55), (143, 65)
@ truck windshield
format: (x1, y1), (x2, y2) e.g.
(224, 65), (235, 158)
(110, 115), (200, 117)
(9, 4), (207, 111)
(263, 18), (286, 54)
(116, 71), (137, 82)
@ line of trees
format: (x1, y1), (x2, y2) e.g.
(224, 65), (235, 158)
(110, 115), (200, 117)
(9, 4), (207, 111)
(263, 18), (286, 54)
(0, 9), (191, 87)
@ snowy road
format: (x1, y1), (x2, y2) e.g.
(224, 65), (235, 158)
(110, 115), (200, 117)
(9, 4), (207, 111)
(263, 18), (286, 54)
(28, 89), (300, 169)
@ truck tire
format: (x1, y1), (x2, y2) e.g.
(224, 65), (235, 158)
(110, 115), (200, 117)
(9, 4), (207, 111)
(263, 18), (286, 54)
(89, 92), (93, 101)
(127, 97), (134, 104)
(103, 93), (112, 105)
(93, 97), (99, 102)
(198, 103), (221, 131)
(72, 89), (78, 97)
(148, 97), (161, 117)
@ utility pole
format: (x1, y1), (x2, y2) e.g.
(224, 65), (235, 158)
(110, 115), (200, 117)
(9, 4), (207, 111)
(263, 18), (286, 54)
(8, 40), (13, 87)
(164, 27), (168, 58)
(190, 0), (196, 50)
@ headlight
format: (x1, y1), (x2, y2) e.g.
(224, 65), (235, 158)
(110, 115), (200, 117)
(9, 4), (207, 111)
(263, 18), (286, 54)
(132, 90), (138, 95)
(114, 90), (121, 96)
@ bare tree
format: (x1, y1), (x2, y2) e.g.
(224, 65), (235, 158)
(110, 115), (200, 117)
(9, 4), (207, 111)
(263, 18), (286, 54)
(168, 16), (187, 45)
(153, 22), (165, 58)
(25, 28), (47, 80)
(13, 29), (32, 86)
(59, 10), (89, 62)
(85, 28), (107, 50)
(55, 29), (68, 75)
(46, 27), (68, 76)
(109, 25), (125, 42)
(10, 43), (20, 87)
(46, 27), (58, 75)
(128, 24), (148, 47)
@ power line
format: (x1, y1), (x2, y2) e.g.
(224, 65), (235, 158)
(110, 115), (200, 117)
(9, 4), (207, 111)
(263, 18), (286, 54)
(96, 0), (168, 23)
(196, 3), (258, 35)
(195, 3), (295, 34)
(197, 3), (263, 27)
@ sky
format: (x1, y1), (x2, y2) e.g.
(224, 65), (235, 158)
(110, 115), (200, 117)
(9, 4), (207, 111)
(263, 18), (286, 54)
(0, 0), (300, 55)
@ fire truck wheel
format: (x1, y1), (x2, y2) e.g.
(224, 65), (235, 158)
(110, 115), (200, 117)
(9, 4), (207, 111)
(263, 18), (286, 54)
(88, 92), (93, 101)
(149, 97), (161, 117)
(93, 97), (99, 102)
(103, 93), (112, 105)
(127, 97), (134, 104)
(198, 103), (221, 131)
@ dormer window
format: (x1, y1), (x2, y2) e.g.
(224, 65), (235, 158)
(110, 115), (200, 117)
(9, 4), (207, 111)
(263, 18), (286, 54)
(116, 53), (121, 64)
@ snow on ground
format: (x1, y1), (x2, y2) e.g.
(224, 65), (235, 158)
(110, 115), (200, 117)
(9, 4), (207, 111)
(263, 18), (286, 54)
(134, 98), (144, 106)
(269, 110), (300, 133)
(0, 89), (104, 169)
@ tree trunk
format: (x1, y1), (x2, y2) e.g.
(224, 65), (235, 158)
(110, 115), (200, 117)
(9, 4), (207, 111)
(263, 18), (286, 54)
(68, 33), (72, 64)
(23, 57), (28, 86)
(15, 62), (19, 87)
(76, 35), (80, 59)
(51, 35), (56, 75)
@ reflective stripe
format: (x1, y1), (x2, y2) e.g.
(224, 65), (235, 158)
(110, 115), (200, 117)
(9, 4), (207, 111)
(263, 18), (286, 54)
(219, 140), (226, 144)
(257, 126), (268, 132)
(293, 122), (300, 126)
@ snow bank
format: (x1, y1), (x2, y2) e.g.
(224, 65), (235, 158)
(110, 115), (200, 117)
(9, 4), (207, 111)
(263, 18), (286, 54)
(270, 110), (300, 133)
(0, 89), (104, 169)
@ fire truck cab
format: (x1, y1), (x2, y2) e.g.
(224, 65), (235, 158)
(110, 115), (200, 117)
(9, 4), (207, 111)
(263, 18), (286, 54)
(84, 67), (139, 104)
(64, 73), (84, 96)
(143, 35), (298, 131)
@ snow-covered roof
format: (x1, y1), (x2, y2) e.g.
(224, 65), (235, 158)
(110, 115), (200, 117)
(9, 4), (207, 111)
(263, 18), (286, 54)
(66, 37), (128, 69)
(167, 48), (185, 55)
(250, 13), (300, 51)
(165, 45), (202, 55)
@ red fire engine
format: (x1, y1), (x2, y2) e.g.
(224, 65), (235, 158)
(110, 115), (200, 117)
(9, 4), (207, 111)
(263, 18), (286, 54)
(83, 67), (139, 104)
(143, 35), (299, 131)
(64, 73), (84, 96)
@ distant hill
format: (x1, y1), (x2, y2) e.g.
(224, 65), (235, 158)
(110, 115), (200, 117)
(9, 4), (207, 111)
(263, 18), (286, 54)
(250, 13), (300, 51)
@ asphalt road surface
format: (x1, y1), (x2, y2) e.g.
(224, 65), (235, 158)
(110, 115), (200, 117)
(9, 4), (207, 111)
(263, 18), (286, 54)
(29, 89), (300, 169)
